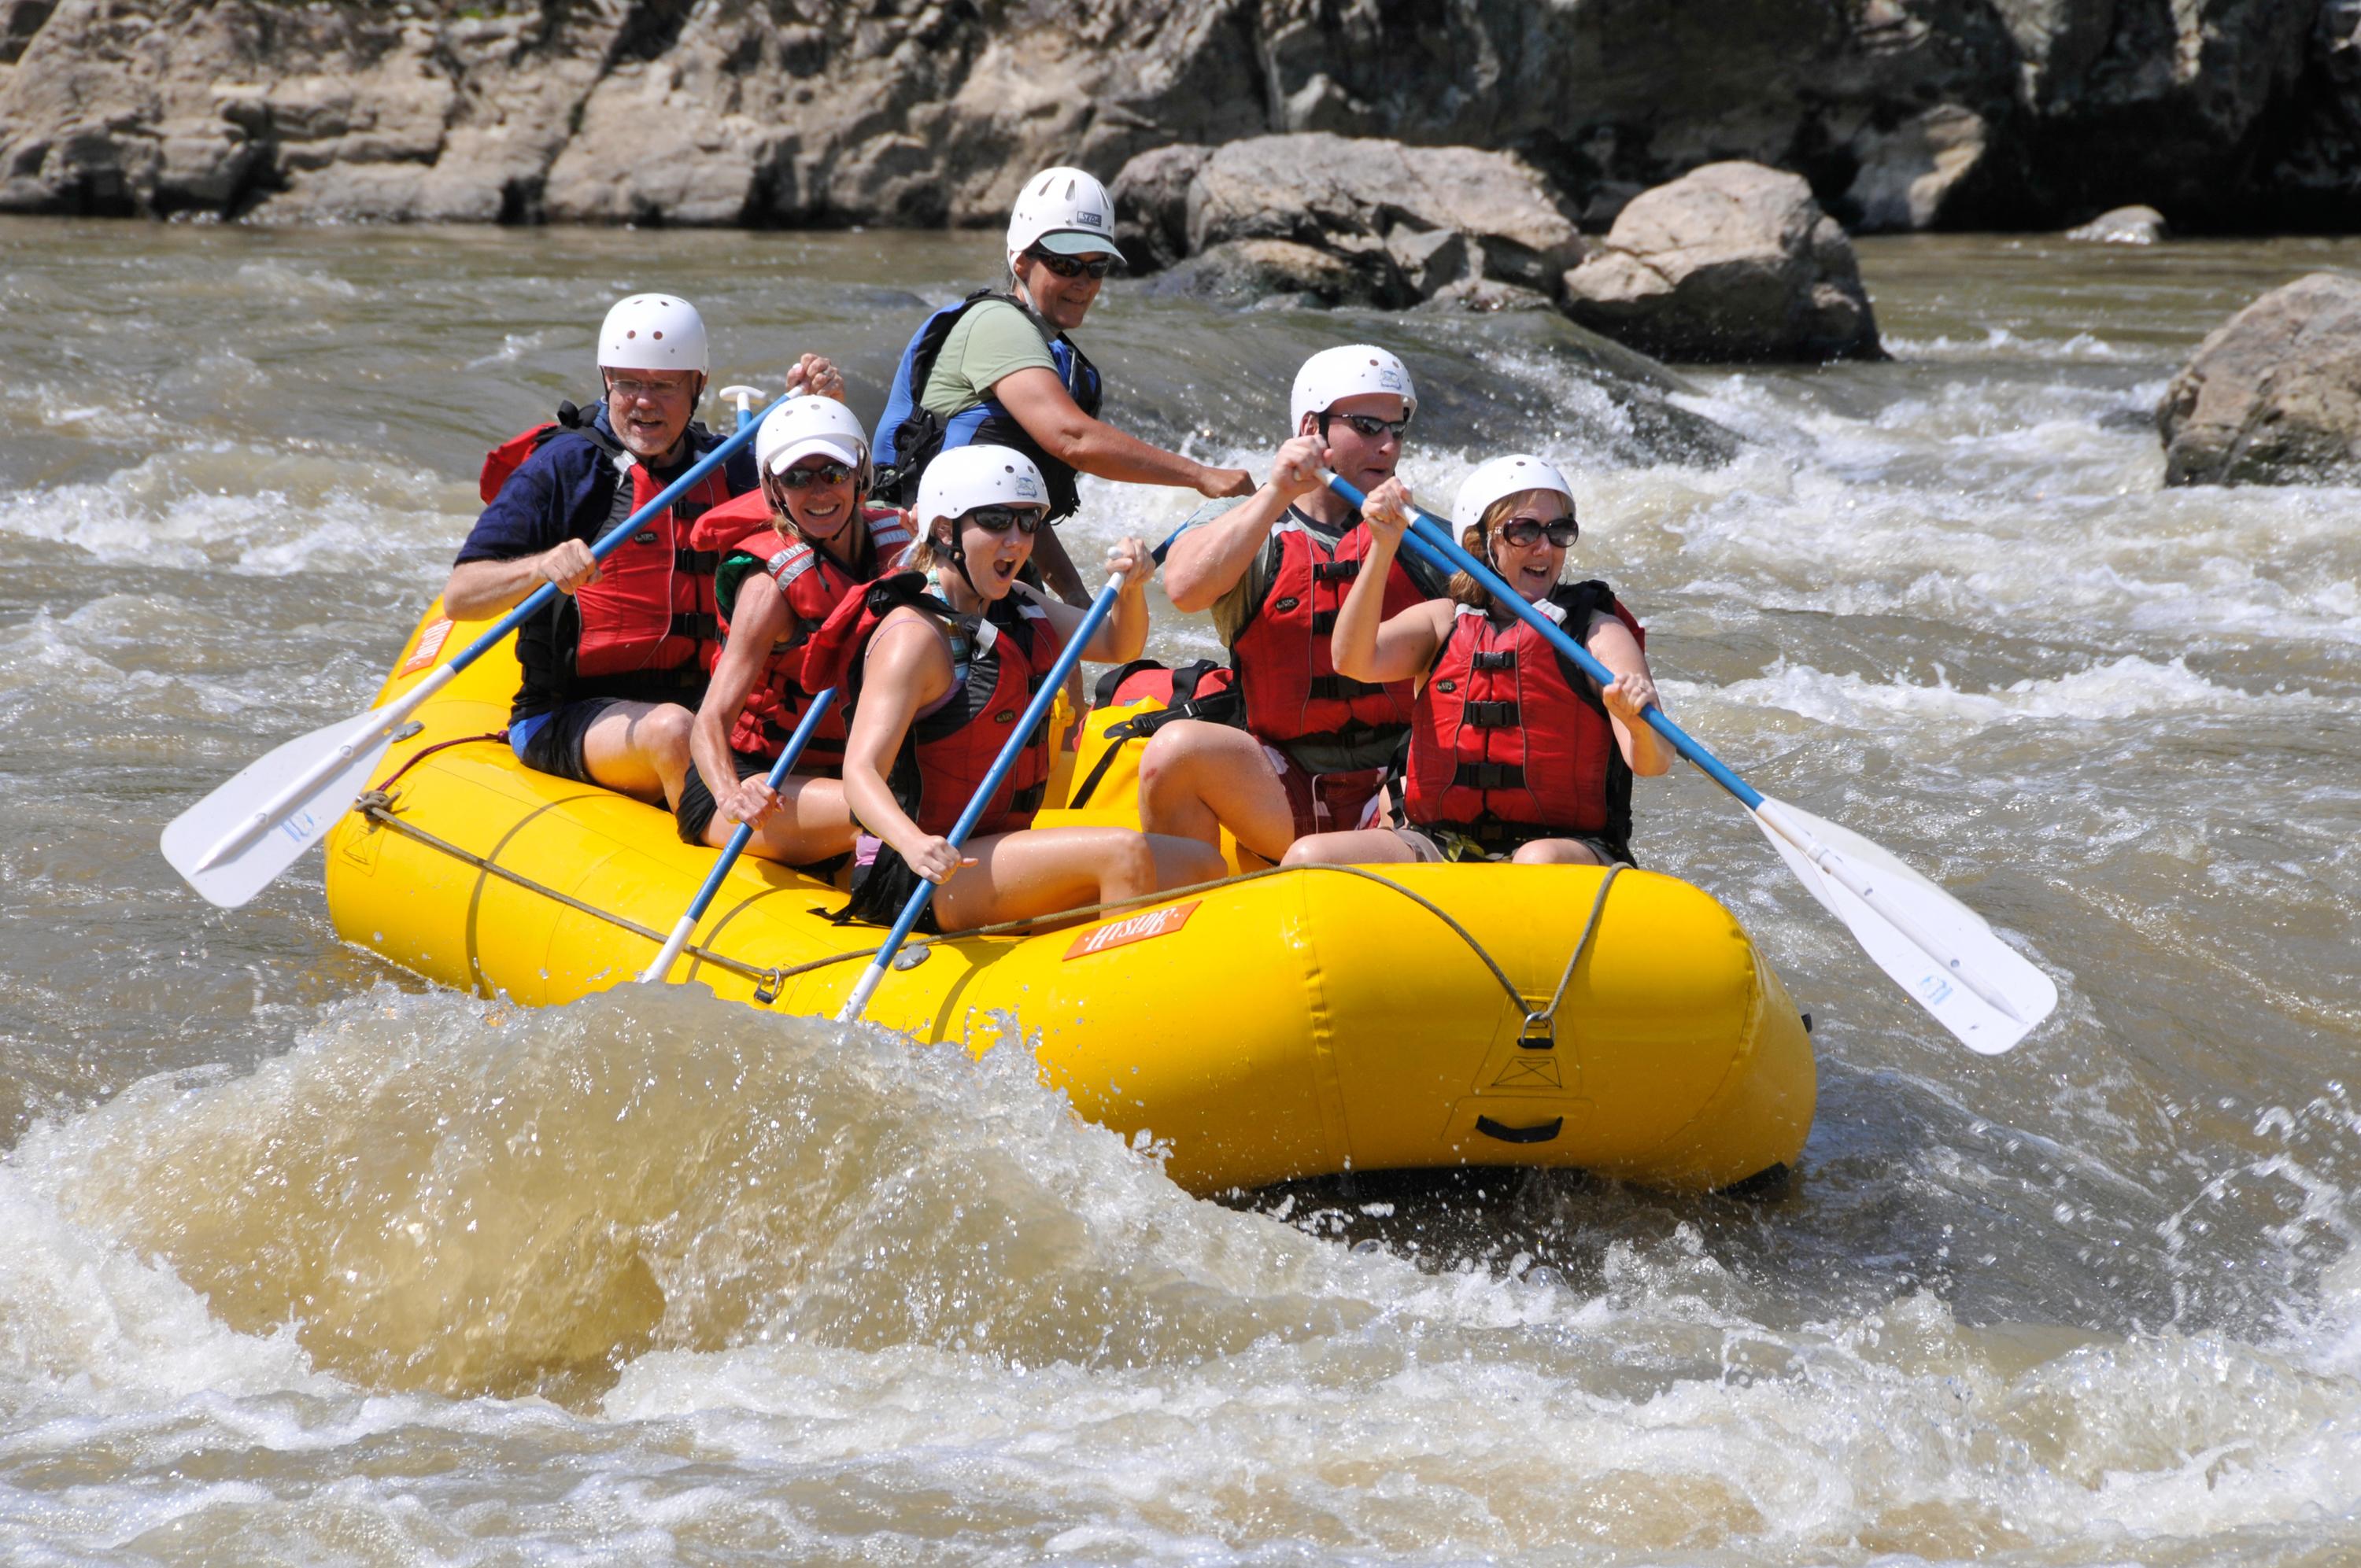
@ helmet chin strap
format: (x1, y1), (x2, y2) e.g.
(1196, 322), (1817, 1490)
(936, 523), (979, 594)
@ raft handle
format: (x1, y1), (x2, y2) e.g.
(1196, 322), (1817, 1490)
(1476, 1115), (1563, 1146)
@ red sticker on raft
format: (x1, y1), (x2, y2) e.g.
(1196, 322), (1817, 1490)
(397, 617), (454, 677)
(1064, 901), (1200, 961)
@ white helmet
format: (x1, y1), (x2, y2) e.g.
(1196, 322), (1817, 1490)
(756, 396), (869, 481)
(1290, 345), (1417, 435)
(1007, 166), (1122, 263)
(1452, 453), (1576, 533)
(917, 445), (1049, 528)
(597, 293), (708, 375)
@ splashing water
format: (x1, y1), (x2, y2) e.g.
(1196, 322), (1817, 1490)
(4, 220), (2361, 1562)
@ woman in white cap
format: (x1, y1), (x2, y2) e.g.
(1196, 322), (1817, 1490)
(674, 395), (914, 867)
(1140, 345), (1450, 863)
(870, 166), (1252, 606)
(801, 445), (1226, 932)
(1282, 455), (1670, 869)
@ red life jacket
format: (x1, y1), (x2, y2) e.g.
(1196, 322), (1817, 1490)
(686, 493), (914, 769)
(482, 405), (739, 706)
(802, 572), (1066, 838)
(1402, 581), (1646, 860)
(1230, 510), (1429, 748)
(567, 456), (737, 682)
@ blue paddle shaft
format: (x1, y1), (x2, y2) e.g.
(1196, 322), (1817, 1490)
(445, 393), (790, 678)
(866, 575), (1129, 977)
(1322, 473), (1764, 812)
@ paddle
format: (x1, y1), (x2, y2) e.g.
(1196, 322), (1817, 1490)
(836, 569), (1132, 1024)
(1323, 471), (2057, 1055)
(163, 389), (791, 909)
(639, 688), (837, 984)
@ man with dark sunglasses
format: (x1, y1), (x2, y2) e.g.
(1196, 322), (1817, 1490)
(1141, 345), (1451, 865)
(873, 165), (1252, 609)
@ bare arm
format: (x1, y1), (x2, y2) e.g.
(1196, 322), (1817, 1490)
(1033, 535), (1154, 663)
(1586, 616), (1672, 777)
(691, 585), (793, 827)
(441, 541), (598, 621)
(1162, 433), (1326, 611)
(993, 367), (1251, 498)
(839, 615), (966, 880)
(1329, 478), (1447, 684)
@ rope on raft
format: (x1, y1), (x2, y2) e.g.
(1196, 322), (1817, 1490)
(353, 779), (1621, 1021)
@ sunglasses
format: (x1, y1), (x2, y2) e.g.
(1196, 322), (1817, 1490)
(963, 504), (1046, 537)
(605, 374), (694, 402)
(776, 460), (855, 491)
(1496, 515), (1579, 548)
(1322, 411), (1412, 441)
(1026, 249), (1116, 280)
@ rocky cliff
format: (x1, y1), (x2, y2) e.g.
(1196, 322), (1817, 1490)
(2, 0), (2355, 231)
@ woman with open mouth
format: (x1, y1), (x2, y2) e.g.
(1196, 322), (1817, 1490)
(804, 445), (1227, 934)
(1283, 453), (1673, 870)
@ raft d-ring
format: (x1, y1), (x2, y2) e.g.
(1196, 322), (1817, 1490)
(892, 943), (933, 972)
(752, 969), (783, 1006)
(390, 721), (425, 743)
(1520, 1011), (1556, 1050)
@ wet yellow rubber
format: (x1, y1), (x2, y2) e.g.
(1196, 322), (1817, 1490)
(326, 609), (1816, 1195)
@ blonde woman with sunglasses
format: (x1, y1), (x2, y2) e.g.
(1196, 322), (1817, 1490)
(674, 394), (914, 869)
(1283, 454), (1672, 870)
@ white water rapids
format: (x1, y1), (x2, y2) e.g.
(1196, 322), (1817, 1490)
(2, 220), (2359, 1563)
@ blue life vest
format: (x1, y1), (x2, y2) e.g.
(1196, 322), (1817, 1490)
(873, 290), (1103, 521)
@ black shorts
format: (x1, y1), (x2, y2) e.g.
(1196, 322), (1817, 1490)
(512, 698), (631, 785)
(674, 750), (771, 846)
(833, 839), (940, 936)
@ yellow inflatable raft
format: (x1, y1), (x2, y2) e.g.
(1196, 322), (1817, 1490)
(323, 607), (1816, 1196)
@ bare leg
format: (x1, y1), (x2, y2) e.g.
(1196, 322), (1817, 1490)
(931, 827), (1224, 930)
(704, 774), (860, 865)
(1511, 838), (1613, 866)
(1136, 720), (1299, 862)
(579, 701), (695, 807)
(1280, 828), (1421, 868)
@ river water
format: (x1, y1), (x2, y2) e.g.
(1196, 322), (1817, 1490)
(4, 219), (2360, 1563)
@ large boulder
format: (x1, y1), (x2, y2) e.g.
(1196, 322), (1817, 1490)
(2156, 273), (2361, 487)
(1169, 133), (1584, 302)
(1559, 162), (1883, 363)
(1110, 143), (1210, 272)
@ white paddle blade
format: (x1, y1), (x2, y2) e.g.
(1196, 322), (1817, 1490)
(1753, 799), (2058, 1055)
(161, 710), (394, 908)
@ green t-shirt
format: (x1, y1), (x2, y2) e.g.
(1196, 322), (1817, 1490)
(918, 297), (1060, 417)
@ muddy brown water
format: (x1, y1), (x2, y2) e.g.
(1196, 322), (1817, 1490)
(4, 220), (2360, 1563)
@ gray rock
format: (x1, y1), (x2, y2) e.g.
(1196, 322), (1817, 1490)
(1415, 277), (1556, 315)
(2064, 205), (2167, 245)
(0, 0), (2347, 231)
(1183, 134), (1583, 297)
(1560, 161), (1883, 363)
(1845, 105), (1988, 232)
(1110, 143), (1209, 273)
(2157, 272), (2361, 487)
(1141, 238), (1398, 310)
